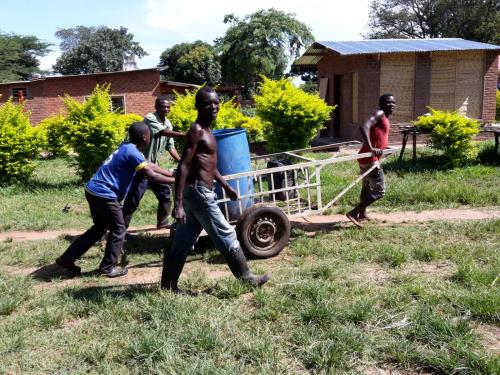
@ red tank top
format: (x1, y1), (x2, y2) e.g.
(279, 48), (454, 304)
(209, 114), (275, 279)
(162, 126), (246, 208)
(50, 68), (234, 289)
(358, 114), (390, 164)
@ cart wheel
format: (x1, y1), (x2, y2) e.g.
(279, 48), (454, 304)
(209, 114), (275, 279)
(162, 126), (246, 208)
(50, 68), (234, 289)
(236, 204), (290, 259)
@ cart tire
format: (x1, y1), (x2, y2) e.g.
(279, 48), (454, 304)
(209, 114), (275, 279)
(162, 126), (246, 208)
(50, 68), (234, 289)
(236, 204), (290, 259)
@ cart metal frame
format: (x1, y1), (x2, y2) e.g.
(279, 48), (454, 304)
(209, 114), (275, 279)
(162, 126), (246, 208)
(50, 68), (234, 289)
(217, 142), (397, 222)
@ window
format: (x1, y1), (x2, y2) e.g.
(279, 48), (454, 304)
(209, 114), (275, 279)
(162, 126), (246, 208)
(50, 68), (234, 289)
(11, 87), (28, 99)
(110, 96), (125, 113)
(83, 95), (126, 113)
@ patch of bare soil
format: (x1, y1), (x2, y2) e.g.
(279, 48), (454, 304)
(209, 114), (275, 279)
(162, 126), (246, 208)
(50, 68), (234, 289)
(474, 323), (500, 355)
(363, 367), (430, 375)
(1, 256), (237, 291)
(351, 263), (391, 286)
(2, 207), (498, 243)
(0, 226), (169, 242)
(399, 261), (456, 279)
(292, 207), (500, 233)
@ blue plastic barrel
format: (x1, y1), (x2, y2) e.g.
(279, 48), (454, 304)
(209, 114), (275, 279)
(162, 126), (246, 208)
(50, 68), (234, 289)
(213, 128), (253, 221)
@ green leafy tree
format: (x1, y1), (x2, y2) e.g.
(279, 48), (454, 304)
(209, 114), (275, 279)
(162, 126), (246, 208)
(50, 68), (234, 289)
(0, 32), (51, 82)
(367, 0), (500, 44)
(215, 8), (314, 96)
(159, 41), (221, 85)
(168, 89), (266, 143)
(53, 26), (147, 74)
(414, 108), (480, 166)
(61, 84), (142, 180)
(0, 99), (40, 183)
(255, 77), (334, 152)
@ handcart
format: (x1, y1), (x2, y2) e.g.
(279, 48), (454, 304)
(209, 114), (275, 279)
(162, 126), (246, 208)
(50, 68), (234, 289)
(216, 142), (397, 258)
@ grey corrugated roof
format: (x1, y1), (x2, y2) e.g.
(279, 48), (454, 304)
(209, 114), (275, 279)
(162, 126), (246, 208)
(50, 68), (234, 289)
(316, 38), (500, 55)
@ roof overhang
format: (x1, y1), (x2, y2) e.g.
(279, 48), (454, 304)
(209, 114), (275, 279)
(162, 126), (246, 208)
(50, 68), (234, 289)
(292, 43), (330, 69)
(294, 38), (500, 69)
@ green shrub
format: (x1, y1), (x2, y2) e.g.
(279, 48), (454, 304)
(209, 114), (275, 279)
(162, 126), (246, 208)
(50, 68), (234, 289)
(34, 114), (71, 157)
(496, 90), (500, 121)
(0, 99), (40, 183)
(168, 89), (267, 142)
(414, 108), (480, 167)
(254, 77), (334, 152)
(61, 84), (142, 181)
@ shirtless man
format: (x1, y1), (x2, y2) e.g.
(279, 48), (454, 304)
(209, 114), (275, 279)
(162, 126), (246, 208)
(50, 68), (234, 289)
(160, 87), (269, 292)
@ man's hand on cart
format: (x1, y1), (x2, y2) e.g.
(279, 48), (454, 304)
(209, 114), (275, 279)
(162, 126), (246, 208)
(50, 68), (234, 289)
(370, 147), (383, 157)
(224, 186), (239, 201)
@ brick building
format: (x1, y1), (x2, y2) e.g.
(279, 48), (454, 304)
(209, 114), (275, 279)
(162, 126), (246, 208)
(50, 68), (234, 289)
(0, 68), (165, 124)
(0, 68), (242, 125)
(294, 39), (500, 142)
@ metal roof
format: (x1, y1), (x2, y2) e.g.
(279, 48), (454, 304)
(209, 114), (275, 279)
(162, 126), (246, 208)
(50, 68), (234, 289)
(293, 38), (500, 67)
(0, 68), (160, 86)
(316, 38), (500, 55)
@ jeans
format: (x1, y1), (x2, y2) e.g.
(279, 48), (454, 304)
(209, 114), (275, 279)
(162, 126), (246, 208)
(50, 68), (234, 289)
(59, 191), (126, 270)
(122, 173), (171, 226)
(168, 184), (240, 259)
(360, 163), (386, 202)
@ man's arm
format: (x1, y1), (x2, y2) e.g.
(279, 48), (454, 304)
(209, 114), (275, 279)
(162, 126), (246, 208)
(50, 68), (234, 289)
(138, 164), (175, 185)
(173, 125), (202, 224)
(360, 110), (385, 157)
(168, 147), (181, 162)
(153, 129), (185, 139)
(214, 169), (238, 201)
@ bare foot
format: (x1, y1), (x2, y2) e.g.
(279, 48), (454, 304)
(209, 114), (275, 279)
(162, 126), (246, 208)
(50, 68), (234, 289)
(358, 214), (372, 222)
(346, 212), (363, 228)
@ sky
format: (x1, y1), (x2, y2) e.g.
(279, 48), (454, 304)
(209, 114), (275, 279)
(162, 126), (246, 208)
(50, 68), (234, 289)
(1, 0), (372, 71)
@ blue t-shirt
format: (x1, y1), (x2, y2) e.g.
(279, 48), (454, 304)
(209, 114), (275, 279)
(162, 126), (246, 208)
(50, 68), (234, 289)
(86, 142), (147, 201)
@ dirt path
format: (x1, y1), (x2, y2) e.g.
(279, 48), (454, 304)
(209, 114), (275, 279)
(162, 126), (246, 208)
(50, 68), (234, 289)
(1, 207), (499, 243)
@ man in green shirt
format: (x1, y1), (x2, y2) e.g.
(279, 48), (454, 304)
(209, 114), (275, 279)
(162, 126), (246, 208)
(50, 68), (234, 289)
(123, 96), (184, 230)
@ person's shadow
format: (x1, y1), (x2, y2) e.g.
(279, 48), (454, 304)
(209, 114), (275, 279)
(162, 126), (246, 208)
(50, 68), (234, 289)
(29, 263), (96, 282)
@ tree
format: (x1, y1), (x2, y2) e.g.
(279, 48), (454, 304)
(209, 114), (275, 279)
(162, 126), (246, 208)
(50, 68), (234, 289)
(53, 26), (147, 75)
(159, 41), (221, 85)
(215, 8), (314, 96)
(367, 0), (500, 44)
(0, 32), (51, 83)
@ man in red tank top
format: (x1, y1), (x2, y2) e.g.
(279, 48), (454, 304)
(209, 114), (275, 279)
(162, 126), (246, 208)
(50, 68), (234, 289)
(346, 94), (396, 228)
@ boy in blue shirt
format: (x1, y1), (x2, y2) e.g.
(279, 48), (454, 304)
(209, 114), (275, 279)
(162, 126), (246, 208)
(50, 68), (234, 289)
(56, 122), (175, 278)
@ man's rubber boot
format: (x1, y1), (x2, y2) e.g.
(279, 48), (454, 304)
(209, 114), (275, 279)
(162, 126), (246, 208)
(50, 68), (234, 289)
(157, 202), (171, 228)
(160, 252), (186, 293)
(225, 248), (270, 286)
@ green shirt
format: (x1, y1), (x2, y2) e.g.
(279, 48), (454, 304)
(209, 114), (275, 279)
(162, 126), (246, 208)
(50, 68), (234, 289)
(143, 112), (175, 165)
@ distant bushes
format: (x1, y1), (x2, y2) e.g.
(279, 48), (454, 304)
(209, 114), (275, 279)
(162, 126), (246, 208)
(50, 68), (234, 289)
(33, 84), (142, 181)
(254, 77), (334, 152)
(35, 114), (70, 157)
(0, 99), (40, 183)
(168, 88), (267, 143)
(414, 108), (480, 167)
(61, 85), (142, 181)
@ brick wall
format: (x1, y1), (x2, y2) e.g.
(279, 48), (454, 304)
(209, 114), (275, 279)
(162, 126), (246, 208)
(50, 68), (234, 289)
(482, 51), (499, 122)
(317, 53), (381, 141)
(0, 69), (161, 124)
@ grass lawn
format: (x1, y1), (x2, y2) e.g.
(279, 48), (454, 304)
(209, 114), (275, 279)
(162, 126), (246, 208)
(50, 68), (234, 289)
(0, 219), (498, 374)
(0, 141), (498, 373)
(0, 143), (499, 232)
